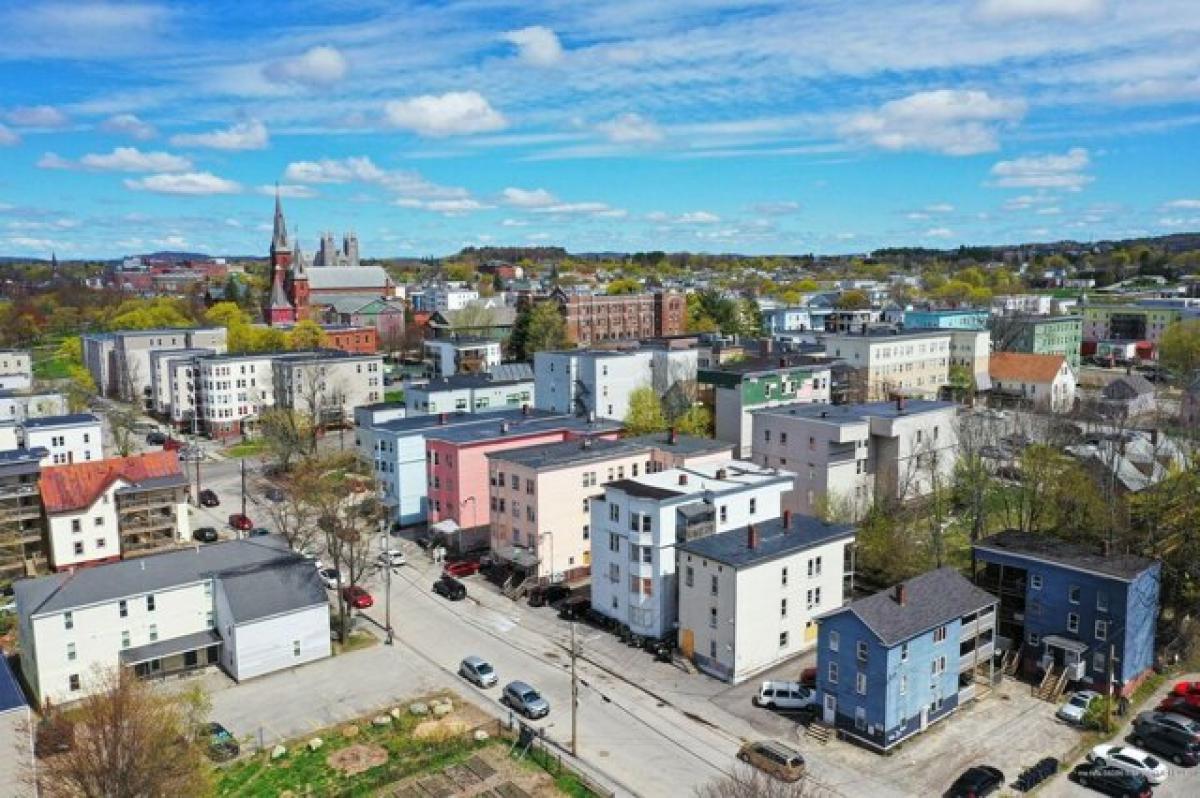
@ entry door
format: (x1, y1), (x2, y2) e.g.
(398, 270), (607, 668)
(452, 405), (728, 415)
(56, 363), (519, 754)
(679, 629), (694, 658)
(920, 706), (929, 730)
(823, 694), (836, 724)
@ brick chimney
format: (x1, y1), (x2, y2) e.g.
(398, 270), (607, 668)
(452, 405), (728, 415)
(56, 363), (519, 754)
(894, 583), (907, 606)
(439, 412), (448, 425)
(895, 394), (906, 412)
(678, 473), (688, 486)
(668, 426), (677, 445)
(783, 509), (792, 529)
(747, 524), (759, 550)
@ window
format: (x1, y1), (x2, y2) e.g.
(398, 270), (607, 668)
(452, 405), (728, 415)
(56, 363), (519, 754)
(830, 631), (839, 652)
(856, 641), (868, 661)
(1029, 632), (1040, 646)
(293, 640), (301, 657)
(1030, 574), (1043, 590)
(1095, 620), (1108, 641)
(511, 474), (519, 490)
(1093, 650), (1107, 673)
(900, 674), (908, 695)
(69, 674), (80, 692)
(206, 611), (214, 628)
(118, 600), (127, 618)
(609, 504), (619, 522)
(94, 516), (103, 527)
(856, 671), (867, 695)
(73, 541), (83, 556)
(1068, 613), (1079, 633)
(608, 533), (620, 553)
(146, 595), (156, 612)
(749, 498), (757, 515)
(1069, 584), (1081, 604)
(900, 642), (909, 662)
(1096, 591), (1109, 613)
(149, 624), (158, 642)
(64, 611), (73, 631)
(931, 656), (946, 677)
(719, 505), (727, 523)
(827, 662), (838, 684)
(95, 538), (105, 549)
(709, 607), (718, 628)
(67, 642), (76, 662)
(808, 556), (823, 577)
(121, 630), (130, 648)
(685, 566), (694, 587)
(781, 598), (788, 618)
(932, 625), (947, 644)
(764, 429), (771, 442)
(710, 574), (719, 597)
(781, 566), (788, 586)
(779, 631), (789, 648)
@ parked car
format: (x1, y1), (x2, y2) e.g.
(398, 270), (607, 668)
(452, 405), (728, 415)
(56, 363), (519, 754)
(198, 489), (219, 507)
(1127, 727), (1200, 767)
(445, 560), (482, 579)
(433, 575), (467, 601)
(1134, 711), (1200, 741)
(558, 596), (590, 621)
(145, 431), (167, 445)
(527, 583), (570, 607)
(502, 681), (549, 719)
(736, 740), (806, 782)
(264, 486), (285, 502)
(377, 549), (407, 568)
(1157, 697), (1200, 722)
(947, 765), (1005, 798)
(248, 527), (270, 538)
(193, 526), (218, 543)
(1058, 690), (1103, 725)
(752, 681), (816, 712)
(1171, 680), (1200, 697)
(162, 437), (183, 451)
(204, 722), (239, 762)
(318, 568), (341, 590)
(228, 513), (253, 531)
(342, 585), (373, 609)
(459, 656), (498, 688)
(1087, 744), (1168, 785)
(1070, 763), (1153, 797)
(179, 445), (204, 462)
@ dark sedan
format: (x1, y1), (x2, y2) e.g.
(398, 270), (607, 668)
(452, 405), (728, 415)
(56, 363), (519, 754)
(433, 575), (467, 601)
(198, 489), (219, 507)
(193, 526), (218, 543)
(1070, 763), (1153, 797)
(1129, 727), (1200, 767)
(946, 765), (1004, 798)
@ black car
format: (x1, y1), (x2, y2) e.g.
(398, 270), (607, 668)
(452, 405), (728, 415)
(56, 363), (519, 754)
(204, 722), (239, 762)
(946, 766), (1004, 797)
(145, 431), (167, 445)
(1129, 727), (1200, 766)
(198, 489), (220, 507)
(558, 596), (590, 621)
(528, 584), (571, 608)
(433, 575), (466, 601)
(1070, 763), (1153, 797)
(194, 526), (218, 543)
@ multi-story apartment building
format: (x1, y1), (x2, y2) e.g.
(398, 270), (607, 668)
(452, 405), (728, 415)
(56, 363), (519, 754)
(752, 399), (959, 518)
(990, 315), (1083, 370)
(761, 307), (820, 335)
(535, 347), (698, 421)
(426, 415), (621, 530)
(14, 536), (330, 706)
(0, 390), (67, 423)
(0, 351), (32, 391)
(271, 351), (384, 427)
(626, 430), (734, 470)
(488, 438), (653, 584)
(948, 329), (991, 391)
(195, 352), (277, 439)
(423, 337), (502, 378)
(1083, 300), (1200, 350)
(989, 353), (1076, 413)
(149, 348), (214, 420)
(19, 414), (103, 466)
(903, 309), (988, 330)
(823, 329), (951, 401)
(425, 285), (480, 312)
(39, 450), (190, 570)
(82, 328), (228, 404)
(589, 461), (794, 640)
(547, 288), (685, 346)
(698, 357), (833, 457)
(677, 512), (855, 683)
(815, 568), (998, 751)
(0, 447), (48, 584)
(405, 373), (534, 417)
(973, 531), (1160, 696)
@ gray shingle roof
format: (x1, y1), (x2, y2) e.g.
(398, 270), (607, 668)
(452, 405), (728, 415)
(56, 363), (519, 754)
(677, 516), (855, 568)
(306, 266), (391, 290)
(217, 558), (327, 623)
(825, 567), (996, 647)
(625, 433), (733, 457)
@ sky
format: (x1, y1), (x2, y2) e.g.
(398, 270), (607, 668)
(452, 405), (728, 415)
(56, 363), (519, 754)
(0, 0), (1199, 259)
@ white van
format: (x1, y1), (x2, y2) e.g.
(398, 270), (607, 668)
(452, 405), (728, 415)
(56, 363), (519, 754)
(753, 681), (816, 711)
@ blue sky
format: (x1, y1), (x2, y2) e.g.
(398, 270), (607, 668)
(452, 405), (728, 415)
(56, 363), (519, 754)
(1, 0), (1198, 259)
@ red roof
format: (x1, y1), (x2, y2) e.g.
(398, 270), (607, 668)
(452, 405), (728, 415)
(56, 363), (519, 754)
(989, 352), (1067, 384)
(40, 450), (184, 514)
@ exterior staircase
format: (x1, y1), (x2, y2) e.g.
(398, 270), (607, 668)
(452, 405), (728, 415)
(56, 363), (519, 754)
(805, 724), (832, 745)
(1035, 666), (1070, 702)
(504, 575), (537, 601)
(1003, 649), (1021, 677)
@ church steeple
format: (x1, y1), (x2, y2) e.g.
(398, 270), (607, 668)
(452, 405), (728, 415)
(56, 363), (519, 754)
(271, 183), (290, 252)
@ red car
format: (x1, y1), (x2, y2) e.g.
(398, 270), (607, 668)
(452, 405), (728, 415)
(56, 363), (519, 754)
(342, 585), (373, 609)
(1158, 697), (1200, 721)
(1172, 681), (1200, 697)
(444, 560), (481, 578)
(228, 513), (253, 531)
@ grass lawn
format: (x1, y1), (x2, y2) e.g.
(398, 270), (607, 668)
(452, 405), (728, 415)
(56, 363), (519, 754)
(384, 389), (404, 403)
(223, 440), (267, 458)
(32, 349), (73, 380)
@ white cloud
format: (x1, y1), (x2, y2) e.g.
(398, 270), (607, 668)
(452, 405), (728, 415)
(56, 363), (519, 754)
(4, 2), (173, 60)
(842, 90), (1026, 155)
(502, 187), (557, 208)
(532, 202), (624, 217)
(383, 91), (506, 137)
(283, 156), (384, 184)
(1158, 217), (1200, 228)
(79, 146), (191, 172)
(36, 153), (73, 170)
(990, 147), (1092, 190)
(677, 211), (721, 224)
(426, 199), (490, 214)
(975, 0), (1107, 23)
(100, 113), (156, 140)
(1036, 206), (1063, 215)
(596, 113), (664, 144)
(502, 26), (564, 66)
(256, 184), (317, 199)
(0, 124), (18, 146)
(753, 201), (801, 216)
(501, 218), (529, 227)
(1164, 199), (1200, 210)
(263, 46), (348, 88)
(925, 203), (956, 213)
(6, 105), (70, 128)
(925, 227), (956, 238)
(170, 120), (269, 150)
(124, 171), (242, 195)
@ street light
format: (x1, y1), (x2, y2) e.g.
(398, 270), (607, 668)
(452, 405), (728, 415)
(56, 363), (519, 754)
(379, 527), (393, 646)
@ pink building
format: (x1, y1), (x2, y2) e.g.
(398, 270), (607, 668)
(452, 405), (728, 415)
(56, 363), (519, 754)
(425, 415), (621, 530)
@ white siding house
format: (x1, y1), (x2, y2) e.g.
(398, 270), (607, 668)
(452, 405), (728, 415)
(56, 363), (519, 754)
(19, 413), (103, 467)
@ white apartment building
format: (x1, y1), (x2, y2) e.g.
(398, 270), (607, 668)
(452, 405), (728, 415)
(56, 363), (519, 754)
(195, 353), (277, 439)
(149, 348), (214, 421)
(13, 537), (330, 706)
(991, 295), (1054, 316)
(424, 337), (501, 378)
(427, 285), (480, 312)
(406, 373), (534, 416)
(589, 461), (794, 639)
(949, 329), (992, 391)
(83, 328), (228, 404)
(823, 330), (951, 401)
(752, 399), (959, 519)
(677, 512), (856, 683)
(535, 347), (695, 421)
(19, 413), (102, 466)
(0, 390), (67, 423)
(0, 351), (32, 391)
(272, 351), (385, 426)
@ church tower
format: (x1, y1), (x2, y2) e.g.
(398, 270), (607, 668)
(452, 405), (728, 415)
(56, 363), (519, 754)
(266, 187), (297, 325)
(289, 232), (311, 321)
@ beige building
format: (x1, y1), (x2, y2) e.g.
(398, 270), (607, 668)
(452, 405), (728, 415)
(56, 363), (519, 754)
(627, 430), (735, 471)
(824, 330), (951, 401)
(949, 329), (992, 391)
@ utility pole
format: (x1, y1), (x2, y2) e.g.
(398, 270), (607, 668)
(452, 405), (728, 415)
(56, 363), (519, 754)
(240, 458), (247, 519)
(380, 528), (393, 645)
(570, 618), (578, 756)
(194, 453), (202, 505)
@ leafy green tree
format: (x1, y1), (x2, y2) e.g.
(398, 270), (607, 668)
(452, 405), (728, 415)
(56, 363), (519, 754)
(1159, 320), (1200, 377)
(510, 301), (569, 360)
(444, 261), (475, 282)
(673, 405), (712, 437)
(286, 319), (328, 351)
(834, 290), (870, 310)
(606, 278), (642, 295)
(623, 386), (668, 435)
(203, 301), (249, 329)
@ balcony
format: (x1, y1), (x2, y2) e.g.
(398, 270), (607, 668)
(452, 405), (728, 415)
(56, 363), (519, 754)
(960, 612), (995, 639)
(828, 442), (857, 464)
(959, 641), (994, 672)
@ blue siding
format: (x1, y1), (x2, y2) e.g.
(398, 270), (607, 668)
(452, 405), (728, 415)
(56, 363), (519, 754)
(1123, 564), (1161, 682)
(904, 310), (989, 330)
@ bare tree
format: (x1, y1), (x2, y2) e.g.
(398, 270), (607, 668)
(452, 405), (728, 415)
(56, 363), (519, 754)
(257, 473), (317, 553)
(258, 408), (310, 473)
(105, 407), (138, 457)
(27, 667), (212, 798)
(694, 766), (834, 798)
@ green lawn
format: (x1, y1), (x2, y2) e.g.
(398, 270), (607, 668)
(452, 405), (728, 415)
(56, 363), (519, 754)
(384, 389), (404, 403)
(32, 349), (72, 380)
(223, 440), (267, 458)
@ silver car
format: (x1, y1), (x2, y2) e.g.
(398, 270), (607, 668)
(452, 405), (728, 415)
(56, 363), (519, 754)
(459, 656), (498, 688)
(503, 680), (550, 719)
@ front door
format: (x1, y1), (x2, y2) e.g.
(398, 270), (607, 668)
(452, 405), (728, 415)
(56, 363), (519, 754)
(680, 629), (694, 659)
(920, 706), (929, 730)
(823, 694), (836, 724)
(1051, 645), (1065, 668)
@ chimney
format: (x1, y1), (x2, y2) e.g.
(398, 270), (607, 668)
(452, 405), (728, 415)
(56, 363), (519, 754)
(895, 394), (906, 412)
(668, 426), (677, 445)
(783, 509), (792, 529)
(439, 412), (448, 425)
(522, 404), (530, 416)
(1150, 428), (1159, 446)
(678, 473), (689, 486)
(747, 524), (759, 550)
(715, 468), (728, 480)
(894, 583), (906, 606)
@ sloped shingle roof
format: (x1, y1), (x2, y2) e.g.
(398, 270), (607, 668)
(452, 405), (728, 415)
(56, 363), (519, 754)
(40, 450), (183, 514)
(989, 352), (1066, 384)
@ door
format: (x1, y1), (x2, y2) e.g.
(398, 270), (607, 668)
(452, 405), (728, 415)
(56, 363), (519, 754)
(920, 706), (929, 730)
(823, 694), (836, 724)
(680, 628), (694, 659)
(804, 621), (818, 644)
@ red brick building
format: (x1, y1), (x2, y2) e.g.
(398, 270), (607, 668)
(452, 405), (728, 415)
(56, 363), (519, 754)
(550, 287), (685, 346)
(322, 325), (379, 354)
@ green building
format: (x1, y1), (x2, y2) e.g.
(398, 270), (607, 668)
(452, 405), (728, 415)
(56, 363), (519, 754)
(990, 315), (1082, 370)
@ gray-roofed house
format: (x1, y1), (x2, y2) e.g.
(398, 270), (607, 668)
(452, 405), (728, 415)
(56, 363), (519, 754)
(1181, 372), (1200, 427)
(14, 536), (331, 706)
(814, 567), (998, 751)
(0, 654), (32, 796)
(1100, 373), (1157, 418)
(677, 511), (856, 683)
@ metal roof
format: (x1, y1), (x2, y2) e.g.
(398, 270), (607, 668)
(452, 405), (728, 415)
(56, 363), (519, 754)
(753, 399), (956, 423)
(974, 530), (1156, 581)
(21, 413), (100, 429)
(119, 629), (221, 666)
(677, 516), (855, 568)
(625, 432), (733, 457)
(487, 438), (650, 470)
(426, 415), (621, 445)
(603, 479), (684, 500)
